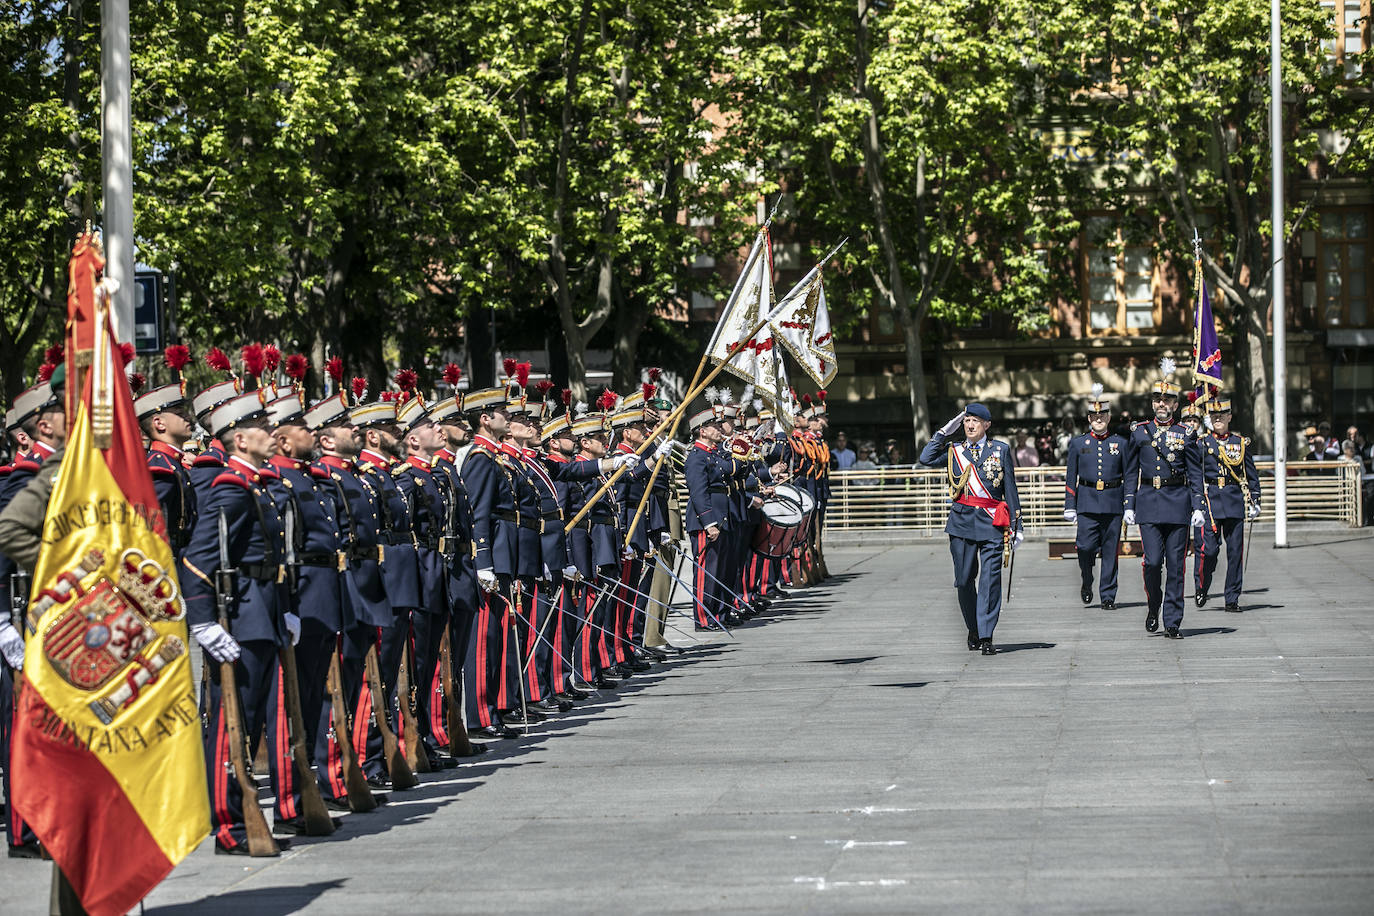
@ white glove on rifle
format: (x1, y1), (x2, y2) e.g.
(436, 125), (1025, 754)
(283, 612), (302, 646)
(659, 531), (673, 546)
(1190, 510), (1207, 529)
(477, 567), (499, 592)
(0, 622), (25, 670)
(938, 411), (966, 436)
(614, 452), (641, 470)
(653, 439), (676, 461)
(562, 564), (580, 581)
(191, 621), (242, 663)
(1063, 509), (1077, 523)
(1247, 502), (1261, 520)
(1123, 509), (1136, 526)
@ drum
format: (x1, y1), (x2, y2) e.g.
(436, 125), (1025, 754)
(752, 485), (807, 558)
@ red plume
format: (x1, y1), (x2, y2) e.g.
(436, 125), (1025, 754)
(379, 391), (395, 403)
(395, 368), (418, 392)
(642, 382), (656, 401)
(129, 372), (146, 394)
(163, 344), (191, 372)
(263, 345), (281, 372)
(118, 342), (136, 366)
(816, 389), (827, 401)
(560, 388), (572, 406)
(535, 379), (554, 397)
(396, 391), (411, 406)
(325, 356), (344, 383)
(1186, 390), (1199, 404)
(502, 357), (517, 378)
(515, 362), (531, 388)
(647, 367), (661, 383)
(44, 343), (65, 365)
(443, 363), (462, 386)
(37, 363), (55, 383)
(598, 389), (619, 412)
(206, 347), (233, 373)
(241, 343), (265, 378)
(285, 353), (309, 381)
(802, 393), (812, 405)
(351, 377), (368, 401)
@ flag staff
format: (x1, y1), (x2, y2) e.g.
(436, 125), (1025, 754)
(1269, 0), (1288, 548)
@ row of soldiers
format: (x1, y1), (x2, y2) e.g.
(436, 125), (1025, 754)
(0, 349), (833, 858)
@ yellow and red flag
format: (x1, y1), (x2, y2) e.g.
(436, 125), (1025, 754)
(11, 232), (209, 916)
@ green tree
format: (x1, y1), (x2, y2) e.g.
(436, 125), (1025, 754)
(1072, 0), (1373, 449)
(733, 0), (1081, 448)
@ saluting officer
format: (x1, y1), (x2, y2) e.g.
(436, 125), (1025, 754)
(1123, 363), (1205, 639)
(1062, 386), (1128, 610)
(1193, 397), (1261, 613)
(920, 403), (1024, 655)
(179, 391), (298, 855)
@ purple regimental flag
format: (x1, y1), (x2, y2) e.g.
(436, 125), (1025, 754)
(1192, 267), (1223, 406)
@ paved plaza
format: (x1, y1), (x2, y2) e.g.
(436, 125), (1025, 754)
(4, 531), (1373, 914)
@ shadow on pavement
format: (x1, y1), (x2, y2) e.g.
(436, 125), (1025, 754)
(869, 681), (931, 689)
(148, 880), (345, 915)
(806, 655), (883, 666)
(991, 642), (1056, 653)
(1177, 626), (1238, 637)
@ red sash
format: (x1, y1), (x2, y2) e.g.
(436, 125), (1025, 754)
(955, 493), (1011, 528)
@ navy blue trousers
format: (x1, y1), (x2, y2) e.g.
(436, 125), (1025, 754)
(1076, 513), (1124, 602)
(1139, 522), (1188, 628)
(949, 535), (1003, 639)
(1195, 517), (1245, 604)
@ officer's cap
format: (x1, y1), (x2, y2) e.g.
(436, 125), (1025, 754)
(1181, 404), (1201, 419)
(464, 387), (505, 414)
(394, 395), (430, 433)
(6, 382), (58, 429)
(965, 403), (992, 422)
(688, 407), (721, 432)
(134, 383), (188, 421)
(1150, 380), (1180, 398)
(350, 400), (396, 428)
(192, 379), (242, 419)
(206, 391), (271, 438)
(609, 407), (644, 429)
(426, 401), (461, 426)
(1207, 398), (1232, 414)
(570, 413), (609, 438)
(265, 392), (307, 427)
(304, 394), (351, 431)
(542, 414), (571, 441)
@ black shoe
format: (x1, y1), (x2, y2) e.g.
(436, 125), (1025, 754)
(428, 752), (461, 769)
(693, 623), (717, 632)
(593, 674), (619, 690)
(454, 742), (487, 756)
(1195, 592), (1208, 608)
(469, 724), (519, 740)
(501, 708), (545, 726)
(1101, 599), (1116, 611)
(659, 642), (684, 654)
(324, 796), (352, 812)
(275, 816), (342, 836)
(365, 774), (392, 790)
(1146, 607), (1160, 632)
(967, 630), (980, 651)
(1164, 627), (1183, 639)
(979, 638), (999, 656)
(563, 685), (594, 700)
(7, 842), (43, 860)
(216, 838), (288, 856)
(626, 657), (652, 672)
(723, 612), (742, 626)
(1224, 603), (1241, 613)
(641, 646), (669, 661)
(1081, 585), (1093, 605)
(530, 698), (561, 713)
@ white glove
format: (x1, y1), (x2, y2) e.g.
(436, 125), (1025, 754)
(938, 411), (966, 436)
(542, 564), (552, 581)
(477, 568), (499, 592)
(659, 531), (672, 545)
(1063, 509), (1077, 523)
(1190, 510), (1206, 529)
(562, 564), (579, 580)
(0, 622), (25, 670)
(1123, 509), (1136, 526)
(653, 439), (675, 461)
(283, 612), (302, 646)
(1248, 502), (1261, 520)
(1012, 529), (1025, 550)
(191, 621), (242, 663)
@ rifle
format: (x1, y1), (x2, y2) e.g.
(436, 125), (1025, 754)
(9, 569), (29, 632)
(279, 504), (336, 835)
(439, 628), (474, 757)
(216, 510), (279, 856)
(395, 625), (431, 772)
(363, 642), (418, 789)
(326, 645), (377, 812)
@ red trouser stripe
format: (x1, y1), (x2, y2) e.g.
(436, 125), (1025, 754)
(474, 597), (492, 727)
(275, 665), (297, 820)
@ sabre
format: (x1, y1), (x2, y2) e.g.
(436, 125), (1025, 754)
(517, 582), (571, 676)
(498, 590), (530, 731)
(652, 552), (735, 637)
(674, 541), (749, 610)
(1004, 539), (1016, 602)
(580, 573), (704, 643)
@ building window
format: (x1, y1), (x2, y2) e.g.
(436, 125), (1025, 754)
(1319, 208), (1371, 327)
(1320, 0), (1369, 78)
(1082, 216), (1157, 335)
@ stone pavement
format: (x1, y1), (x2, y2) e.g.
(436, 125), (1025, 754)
(3, 532), (1373, 914)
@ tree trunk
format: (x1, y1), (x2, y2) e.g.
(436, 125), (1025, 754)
(896, 305), (930, 458)
(1234, 296), (1274, 452)
(611, 285), (646, 392)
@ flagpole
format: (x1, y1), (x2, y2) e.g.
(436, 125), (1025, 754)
(1270, 0), (1288, 548)
(567, 238), (845, 533)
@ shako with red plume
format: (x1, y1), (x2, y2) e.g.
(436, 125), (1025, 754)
(350, 377), (369, 405)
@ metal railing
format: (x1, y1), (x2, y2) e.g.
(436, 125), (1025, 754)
(817, 461), (1364, 532)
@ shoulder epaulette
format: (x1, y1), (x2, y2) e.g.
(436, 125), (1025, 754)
(258, 467), (281, 482)
(392, 464), (410, 478)
(1130, 421), (1145, 431)
(211, 472), (251, 490)
(308, 465), (329, 480)
(148, 464), (177, 478)
(192, 454), (223, 468)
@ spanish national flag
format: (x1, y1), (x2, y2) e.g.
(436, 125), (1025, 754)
(11, 233), (209, 916)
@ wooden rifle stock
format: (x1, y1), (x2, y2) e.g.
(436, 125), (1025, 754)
(326, 646), (377, 812)
(277, 643), (337, 835)
(216, 653), (278, 855)
(439, 628), (473, 757)
(363, 643), (418, 789)
(395, 631), (431, 773)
